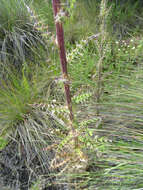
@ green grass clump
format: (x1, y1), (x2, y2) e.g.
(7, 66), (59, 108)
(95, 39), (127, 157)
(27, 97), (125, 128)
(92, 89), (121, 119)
(0, 137), (8, 150)
(0, 0), (47, 70)
(109, 0), (143, 37)
(0, 0), (29, 31)
(0, 62), (55, 136)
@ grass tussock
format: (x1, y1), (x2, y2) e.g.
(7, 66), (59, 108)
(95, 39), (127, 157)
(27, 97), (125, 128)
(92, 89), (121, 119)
(0, 0), (48, 71)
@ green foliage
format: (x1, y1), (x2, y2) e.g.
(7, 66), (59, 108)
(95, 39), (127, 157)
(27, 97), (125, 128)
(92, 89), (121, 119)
(0, 0), (28, 32)
(0, 62), (54, 136)
(1, 0), (143, 189)
(31, 0), (54, 31)
(104, 36), (143, 74)
(64, 0), (99, 42)
(0, 70), (33, 132)
(0, 137), (8, 150)
(109, 0), (142, 37)
(0, 0), (47, 70)
(72, 92), (92, 104)
(62, 0), (143, 43)
(67, 40), (96, 88)
(79, 118), (99, 128)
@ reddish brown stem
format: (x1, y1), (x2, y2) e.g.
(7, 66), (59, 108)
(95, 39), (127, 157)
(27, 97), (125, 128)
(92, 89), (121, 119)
(52, 0), (74, 123)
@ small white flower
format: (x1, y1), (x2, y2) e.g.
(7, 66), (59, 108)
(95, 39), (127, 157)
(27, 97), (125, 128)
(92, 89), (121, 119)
(78, 53), (83, 56)
(131, 39), (134, 42)
(76, 44), (82, 48)
(118, 49), (120, 51)
(116, 41), (119, 44)
(132, 47), (135, 50)
(73, 49), (77, 53)
(82, 40), (87, 44)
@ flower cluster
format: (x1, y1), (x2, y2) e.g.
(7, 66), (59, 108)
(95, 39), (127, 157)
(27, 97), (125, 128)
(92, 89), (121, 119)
(116, 38), (136, 53)
(67, 39), (87, 63)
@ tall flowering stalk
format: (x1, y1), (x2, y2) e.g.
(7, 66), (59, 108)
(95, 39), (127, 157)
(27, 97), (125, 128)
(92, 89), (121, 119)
(52, 0), (74, 126)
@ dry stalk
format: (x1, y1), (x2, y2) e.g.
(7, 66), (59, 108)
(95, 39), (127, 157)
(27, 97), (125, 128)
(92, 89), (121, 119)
(95, 0), (109, 115)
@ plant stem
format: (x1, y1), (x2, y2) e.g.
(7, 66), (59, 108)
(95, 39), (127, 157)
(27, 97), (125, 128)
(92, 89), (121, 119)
(52, 0), (74, 124)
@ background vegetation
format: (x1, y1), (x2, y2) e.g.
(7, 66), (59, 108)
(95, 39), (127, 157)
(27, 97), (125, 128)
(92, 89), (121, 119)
(1, 0), (143, 189)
